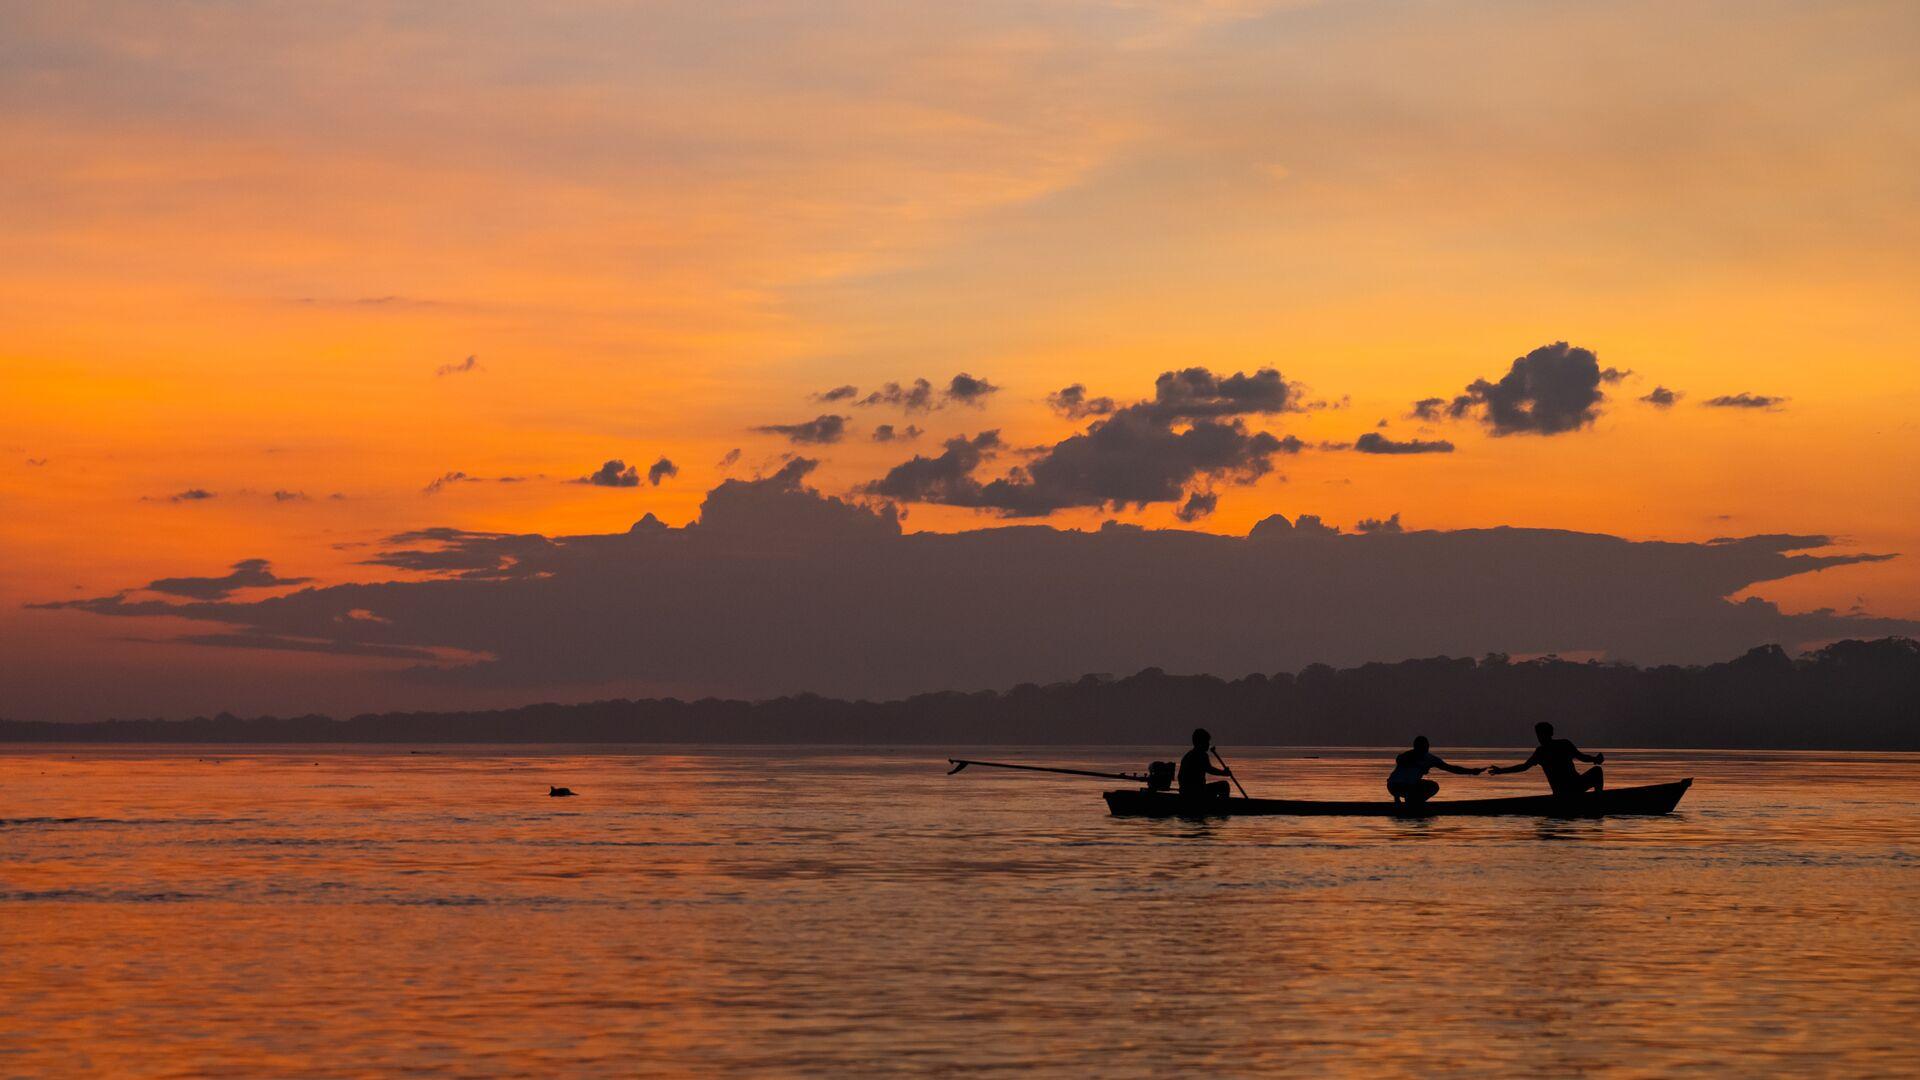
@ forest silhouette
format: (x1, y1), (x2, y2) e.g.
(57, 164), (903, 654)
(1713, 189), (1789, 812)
(4, 637), (1915, 748)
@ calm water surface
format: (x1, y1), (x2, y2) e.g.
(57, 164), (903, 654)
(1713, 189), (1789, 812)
(2, 747), (1917, 1076)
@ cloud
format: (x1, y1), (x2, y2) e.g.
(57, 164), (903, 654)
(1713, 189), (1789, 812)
(858, 379), (935, 412)
(866, 432), (1004, 504)
(1641, 386), (1681, 407)
(1356, 513), (1403, 534)
(814, 384), (859, 402)
(1047, 384), (1117, 419)
(1442, 342), (1627, 435)
(1704, 392), (1788, 410)
(1136, 367), (1298, 422)
(435, 355), (480, 377)
(43, 470), (1912, 700)
(869, 367), (1299, 516)
(853, 374), (1004, 411)
(872, 423), (922, 443)
(423, 472), (474, 494)
(272, 490), (309, 502)
(146, 559), (313, 600)
(357, 528), (562, 580)
(1176, 490), (1218, 522)
(945, 373), (1000, 406)
(1353, 432), (1455, 455)
(423, 471), (536, 495)
(25, 457), (49, 466)
(169, 488), (216, 502)
(168, 633), (448, 661)
(717, 448), (742, 470)
(1409, 397), (1446, 421)
(34, 558), (313, 607)
(646, 457), (678, 486)
(754, 414), (849, 444)
(580, 460), (641, 487)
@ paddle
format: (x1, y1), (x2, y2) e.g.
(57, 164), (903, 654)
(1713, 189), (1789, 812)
(1212, 747), (1252, 800)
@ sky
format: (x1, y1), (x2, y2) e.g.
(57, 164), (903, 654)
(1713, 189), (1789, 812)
(3, 1), (1918, 722)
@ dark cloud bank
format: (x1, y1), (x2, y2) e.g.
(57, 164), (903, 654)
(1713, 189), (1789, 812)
(36, 462), (1913, 704)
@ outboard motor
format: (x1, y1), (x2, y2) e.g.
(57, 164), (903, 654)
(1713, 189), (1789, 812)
(1145, 761), (1176, 791)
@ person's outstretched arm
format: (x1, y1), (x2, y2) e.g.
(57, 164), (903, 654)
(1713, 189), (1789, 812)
(1568, 743), (1605, 764)
(1486, 748), (1541, 775)
(1429, 755), (1484, 776)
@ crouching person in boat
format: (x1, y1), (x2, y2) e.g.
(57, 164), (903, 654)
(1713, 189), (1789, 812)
(1179, 728), (1233, 799)
(1486, 721), (1605, 795)
(1386, 735), (1485, 804)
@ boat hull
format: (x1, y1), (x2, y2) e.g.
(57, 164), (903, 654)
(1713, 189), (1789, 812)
(1102, 778), (1692, 818)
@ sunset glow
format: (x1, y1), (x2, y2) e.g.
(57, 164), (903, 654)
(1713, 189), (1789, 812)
(5, 2), (1918, 721)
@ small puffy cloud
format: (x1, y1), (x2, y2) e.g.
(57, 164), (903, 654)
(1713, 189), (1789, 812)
(1641, 386), (1681, 407)
(853, 374), (1002, 411)
(858, 379), (936, 412)
(717, 448), (742, 470)
(866, 432), (1004, 504)
(1048, 384), (1117, 419)
(1139, 367), (1298, 422)
(1354, 432), (1454, 455)
(754, 414), (849, 444)
(1442, 342), (1626, 435)
(26, 457), (49, 466)
(272, 490), (309, 502)
(872, 423), (922, 443)
(582, 460), (641, 487)
(868, 367), (1300, 517)
(1703, 392), (1787, 410)
(169, 488), (216, 502)
(646, 457), (678, 486)
(1176, 490), (1218, 522)
(1356, 513), (1403, 534)
(424, 471), (532, 494)
(436, 355), (480, 377)
(423, 471), (474, 494)
(814, 384), (859, 403)
(1410, 397), (1446, 421)
(945, 372), (1000, 406)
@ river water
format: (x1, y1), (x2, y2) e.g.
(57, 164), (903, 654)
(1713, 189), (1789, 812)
(2, 747), (1916, 1076)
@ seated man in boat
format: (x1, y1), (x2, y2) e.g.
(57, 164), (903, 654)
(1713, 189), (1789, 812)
(1486, 721), (1605, 795)
(1386, 735), (1484, 804)
(1179, 728), (1233, 799)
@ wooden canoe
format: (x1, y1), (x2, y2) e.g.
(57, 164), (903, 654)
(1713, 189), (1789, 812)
(1103, 778), (1692, 818)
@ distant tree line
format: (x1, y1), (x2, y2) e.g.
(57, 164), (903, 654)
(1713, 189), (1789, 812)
(3, 638), (1915, 749)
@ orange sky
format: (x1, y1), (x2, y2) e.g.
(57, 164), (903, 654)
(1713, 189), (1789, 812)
(3, 1), (1918, 720)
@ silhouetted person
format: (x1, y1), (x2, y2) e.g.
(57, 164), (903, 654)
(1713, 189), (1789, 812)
(1179, 728), (1232, 799)
(1487, 722), (1604, 795)
(1386, 735), (1484, 804)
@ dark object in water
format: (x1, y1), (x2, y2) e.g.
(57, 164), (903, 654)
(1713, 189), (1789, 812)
(1103, 778), (1692, 818)
(549, 786), (579, 797)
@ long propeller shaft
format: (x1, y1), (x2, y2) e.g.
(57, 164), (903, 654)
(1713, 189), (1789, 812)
(946, 758), (1144, 782)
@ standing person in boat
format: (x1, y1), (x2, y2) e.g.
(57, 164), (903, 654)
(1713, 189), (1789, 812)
(1386, 735), (1485, 804)
(1486, 721), (1605, 795)
(1179, 728), (1234, 799)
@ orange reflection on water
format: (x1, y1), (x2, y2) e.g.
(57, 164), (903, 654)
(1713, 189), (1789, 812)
(3, 747), (1918, 1075)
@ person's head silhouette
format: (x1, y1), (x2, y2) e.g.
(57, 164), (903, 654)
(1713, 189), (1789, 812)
(1535, 721), (1554, 743)
(1192, 727), (1212, 750)
(1412, 735), (1430, 753)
